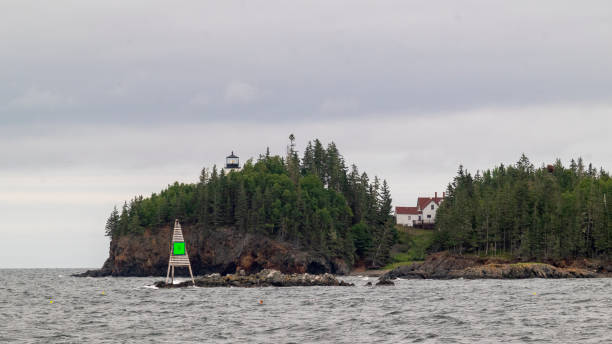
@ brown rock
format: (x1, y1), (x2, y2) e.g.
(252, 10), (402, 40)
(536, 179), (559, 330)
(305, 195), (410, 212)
(75, 226), (350, 277)
(154, 269), (355, 288)
(379, 252), (599, 281)
(375, 279), (395, 286)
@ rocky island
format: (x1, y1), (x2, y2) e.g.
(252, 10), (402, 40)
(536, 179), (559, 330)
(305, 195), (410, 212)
(76, 138), (399, 278)
(154, 269), (354, 288)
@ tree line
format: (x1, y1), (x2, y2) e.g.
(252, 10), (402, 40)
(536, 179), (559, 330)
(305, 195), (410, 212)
(104, 136), (397, 267)
(433, 155), (611, 260)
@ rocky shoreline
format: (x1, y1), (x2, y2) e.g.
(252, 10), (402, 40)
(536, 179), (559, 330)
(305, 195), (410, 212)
(154, 269), (354, 288)
(379, 252), (602, 282)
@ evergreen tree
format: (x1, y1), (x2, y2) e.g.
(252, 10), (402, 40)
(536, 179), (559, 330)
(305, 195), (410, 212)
(370, 180), (396, 266)
(118, 202), (129, 235)
(286, 134), (300, 185)
(104, 206), (120, 237)
(235, 182), (248, 231)
(301, 141), (314, 175)
(433, 155), (611, 260)
(312, 139), (327, 181)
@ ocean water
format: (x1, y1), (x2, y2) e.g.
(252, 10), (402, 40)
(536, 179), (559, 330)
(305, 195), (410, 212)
(1, 269), (611, 343)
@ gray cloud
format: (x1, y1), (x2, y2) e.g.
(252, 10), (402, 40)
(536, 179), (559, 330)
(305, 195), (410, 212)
(8, 87), (75, 109)
(319, 98), (360, 116)
(189, 92), (210, 106)
(1, 1), (611, 125)
(224, 81), (262, 104)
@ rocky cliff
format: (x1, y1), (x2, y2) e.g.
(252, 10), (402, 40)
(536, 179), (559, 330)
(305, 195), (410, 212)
(76, 226), (350, 277)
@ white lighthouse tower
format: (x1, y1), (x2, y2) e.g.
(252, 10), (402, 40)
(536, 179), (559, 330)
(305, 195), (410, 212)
(225, 151), (240, 171)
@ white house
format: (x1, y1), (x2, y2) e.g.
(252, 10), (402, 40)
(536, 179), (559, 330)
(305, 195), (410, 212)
(395, 206), (421, 226)
(395, 192), (445, 228)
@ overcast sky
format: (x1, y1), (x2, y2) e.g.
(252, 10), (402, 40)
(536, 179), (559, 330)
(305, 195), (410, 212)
(1, 1), (611, 268)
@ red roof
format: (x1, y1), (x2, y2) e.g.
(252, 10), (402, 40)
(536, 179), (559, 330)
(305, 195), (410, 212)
(395, 206), (420, 215)
(417, 197), (444, 210)
(397, 194), (445, 214)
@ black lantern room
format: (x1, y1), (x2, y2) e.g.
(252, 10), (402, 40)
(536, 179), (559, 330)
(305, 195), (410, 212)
(225, 151), (240, 169)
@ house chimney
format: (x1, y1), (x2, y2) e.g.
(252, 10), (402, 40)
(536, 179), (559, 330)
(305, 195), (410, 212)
(435, 192), (437, 199)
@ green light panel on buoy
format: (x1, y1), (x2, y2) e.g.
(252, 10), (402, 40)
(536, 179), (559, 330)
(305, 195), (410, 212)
(173, 242), (185, 255)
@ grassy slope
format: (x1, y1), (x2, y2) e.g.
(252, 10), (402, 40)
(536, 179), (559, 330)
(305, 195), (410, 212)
(383, 226), (435, 270)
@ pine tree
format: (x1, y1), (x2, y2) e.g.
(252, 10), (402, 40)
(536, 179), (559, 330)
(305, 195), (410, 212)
(199, 167), (208, 183)
(325, 142), (342, 191)
(208, 166), (220, 227)
(312, 139), (327, 182)
(128, 213), (144, 234)
(301, 141), (315, 176)
(118, 202), (129, 235)
(287, 134), (300, 185)
(577, 157), (585, 177)
(235, 182), (248, 231)
(370, 180), (395, 266)
(105, 206), (120, 237)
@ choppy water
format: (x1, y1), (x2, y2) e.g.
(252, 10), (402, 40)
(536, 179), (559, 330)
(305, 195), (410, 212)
(1, 269), (611, 343)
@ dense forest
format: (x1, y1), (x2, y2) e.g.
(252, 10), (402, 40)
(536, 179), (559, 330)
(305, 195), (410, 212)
(104, 136), (397, 267)
(433, 155), (611, 260)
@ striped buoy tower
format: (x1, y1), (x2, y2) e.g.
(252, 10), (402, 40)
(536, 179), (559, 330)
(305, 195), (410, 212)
(165, 219), (195, 285)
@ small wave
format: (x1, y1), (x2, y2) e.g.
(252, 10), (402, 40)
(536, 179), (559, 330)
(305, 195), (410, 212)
(142, 285), (158, 289)
(572, 298), (593, 304)
(386, 310), (403, 316)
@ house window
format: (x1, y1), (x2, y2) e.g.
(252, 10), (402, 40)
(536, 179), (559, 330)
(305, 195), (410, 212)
(419, 216), (421, 220)
(431, 204), (434, 210)
(427, 215), (431, 219)
(408, 216), (411, 220)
